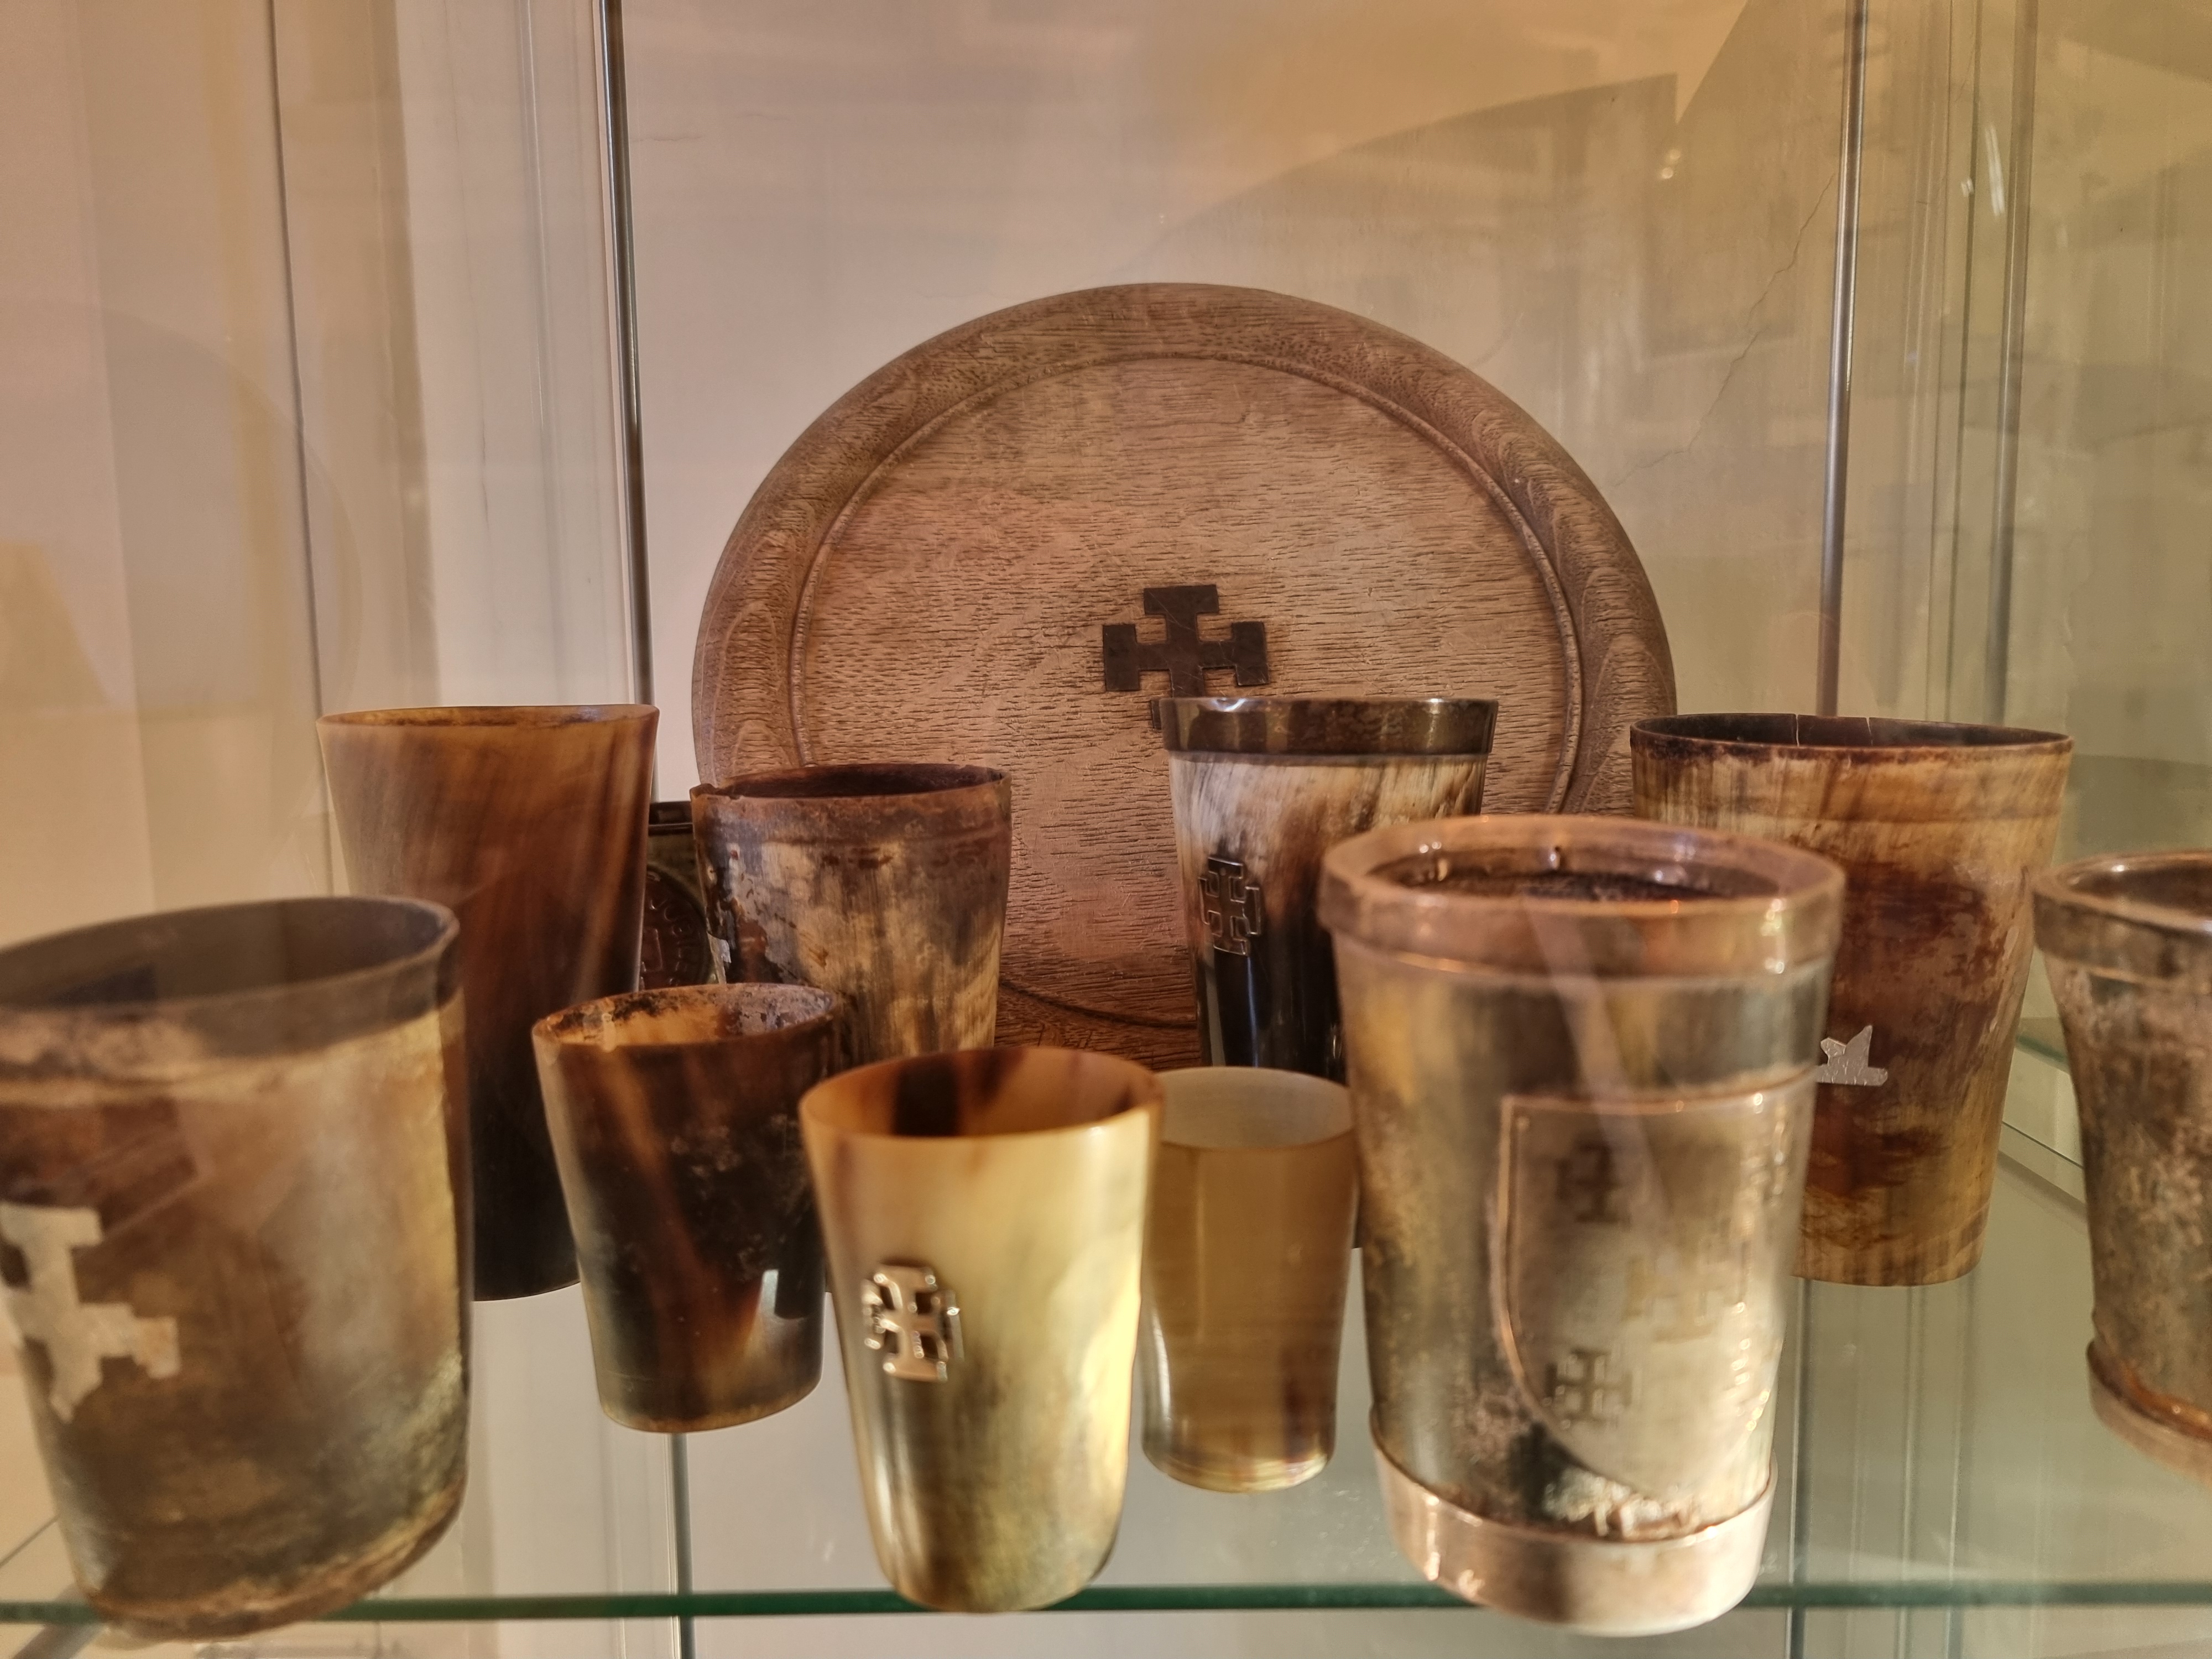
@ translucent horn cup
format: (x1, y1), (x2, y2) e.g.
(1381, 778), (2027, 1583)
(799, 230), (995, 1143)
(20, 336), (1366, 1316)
(534, 983), (841, 1433)
(1632, 713), (2072, 1285)
(1319, 815), (1844, 1635)
(1139, 1067), (1358, 1492)
(1160, 696), (1495, 1076)
(319, 703), (658, 1300)
(2034, 852), (2212, 1484)
(0, 897), (469, 1640)
(801, 1046), (1159, 1611)
(692, 764), (1012, 1067)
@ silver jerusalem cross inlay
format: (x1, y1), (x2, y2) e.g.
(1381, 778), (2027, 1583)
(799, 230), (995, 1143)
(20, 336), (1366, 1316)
(0, 1201), (180, 1422)
(1813, 1025), (1889, 1087)
(862, 1262), (961, 1383)
(1199, 856), (1264, 956)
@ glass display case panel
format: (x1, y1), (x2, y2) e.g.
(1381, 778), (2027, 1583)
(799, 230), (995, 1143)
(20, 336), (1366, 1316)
(7, 0), (2212, 1653)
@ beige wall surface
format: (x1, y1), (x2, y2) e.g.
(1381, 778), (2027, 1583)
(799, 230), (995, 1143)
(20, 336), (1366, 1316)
(2004, 0), (2212, 856)
(625, 0), (1860, 794)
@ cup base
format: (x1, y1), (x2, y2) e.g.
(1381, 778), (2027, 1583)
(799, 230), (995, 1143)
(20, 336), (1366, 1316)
(91, 1467), (466, 1642)
(602, 1368), (821, 1435)
(1373, 1433), (1770, 1635)
(1144, 1438), (1329, 1494)
(2089, 1347), (2212, 1487)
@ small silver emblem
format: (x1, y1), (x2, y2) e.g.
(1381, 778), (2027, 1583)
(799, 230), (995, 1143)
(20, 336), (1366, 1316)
(0, 1202), (181, 1423)
(1814, 1025), (1889, 1087)
(862, 1262), (961, 1382)
(1199, 856), (1264, 956)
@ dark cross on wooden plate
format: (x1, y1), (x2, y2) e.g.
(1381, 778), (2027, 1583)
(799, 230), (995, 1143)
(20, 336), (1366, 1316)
(1100, 585), (1270, 697)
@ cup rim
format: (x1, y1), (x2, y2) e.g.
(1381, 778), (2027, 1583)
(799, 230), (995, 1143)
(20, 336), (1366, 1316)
(695, 761), (1007, 802)
(1632, 712), (2071, 757)
(2036, 851), (2212, 943)
(533, 982), (841, 1053)
(800, 1046), (1160, 1142)
(1159, 696), (1498, 757)
(1319, 813), (1845, 975)
(317, 703), (657, 729)
(0, 895), (458, 1015)
(1156, 1065), (1354, 1151)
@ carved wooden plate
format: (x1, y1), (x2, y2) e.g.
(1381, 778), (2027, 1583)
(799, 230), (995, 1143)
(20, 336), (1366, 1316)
(693, 283), (1674, 1066)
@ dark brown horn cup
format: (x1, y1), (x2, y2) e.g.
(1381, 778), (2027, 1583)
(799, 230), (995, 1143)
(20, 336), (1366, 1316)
(691, 764), (1011, 1066)
(2035, 852), (2212, 1484)
(1159, 696), (1495, 1077)
(534, 983), (840, 1432)
(641, 800), (722, 990)
(1632, 713), (2072, 1285)
(0, 897), (469, 1640)
(319, 704), (658, 1300)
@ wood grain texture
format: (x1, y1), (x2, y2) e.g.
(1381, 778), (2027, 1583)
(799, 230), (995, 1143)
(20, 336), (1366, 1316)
(693, 284), (1676, 1062)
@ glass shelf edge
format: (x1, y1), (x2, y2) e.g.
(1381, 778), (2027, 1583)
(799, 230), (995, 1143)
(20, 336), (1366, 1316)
(14, 1582), (2212, 1625)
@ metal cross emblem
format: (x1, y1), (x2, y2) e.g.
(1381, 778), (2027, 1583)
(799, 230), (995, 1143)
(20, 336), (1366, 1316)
(0, 1201), (180, 1423)
(1814, 1025), (1889, 1087)
(1556, 1139), (1624, 1225)
(1545, 1347), (1632, 1424)
(1199, 856), (1265, 955)
(1100, 585), (1270, 698)
(862, 1262), (961, 1382)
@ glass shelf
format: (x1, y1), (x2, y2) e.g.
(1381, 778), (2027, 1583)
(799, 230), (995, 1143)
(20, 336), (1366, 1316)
(9, 1060), (2212, 1658)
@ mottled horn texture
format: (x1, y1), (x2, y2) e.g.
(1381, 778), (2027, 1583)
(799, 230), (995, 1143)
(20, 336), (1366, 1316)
(2036, 852), (2212, 1484)
(535, 983), (839, 1432)
(1632, 713), (2071, 1285)
(801, 1046), (1159, 1612)
(1160, 696), (1494, 1077)
(1139, 1067), (1358, 1492)
(692, 764), (1011, 1066)
(319, 704), (657, 1300)
(1319, 815), (1843, 1635)
(640, 800), (722, 990)
(0, 898), (470, 1640)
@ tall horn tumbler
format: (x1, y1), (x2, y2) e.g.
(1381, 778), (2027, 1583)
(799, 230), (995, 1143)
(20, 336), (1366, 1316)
(1140, 1066), (1358, 1492)
(0, 898), (469, 1639)
(320, 704), (658, 1299)
(535, 983), (840, 1432)
(801, 1046), (1159, 1611)
(1161, 697), (1494, 1075)
(1319, 815), (1843, 1635)
(693, 764), (1011, 1066)
(2036, 852), (2212, 1484)
(1632, 714), (2071, 1284)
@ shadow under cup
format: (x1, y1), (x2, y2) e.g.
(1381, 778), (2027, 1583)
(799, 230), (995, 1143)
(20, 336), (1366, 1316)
(1140, 1067), (1358, 1493)
(0, 897), (469, 1640)
(534, 983), (840, 1433)
(800, 1046), (1159, 1613)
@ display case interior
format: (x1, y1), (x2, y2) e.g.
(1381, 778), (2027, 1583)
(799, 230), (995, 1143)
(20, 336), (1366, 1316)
(4, 0), (2212, 1653)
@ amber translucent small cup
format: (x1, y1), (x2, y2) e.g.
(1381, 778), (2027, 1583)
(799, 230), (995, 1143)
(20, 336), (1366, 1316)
(1140, 1067), (1358, 1492)
(535, 983), (840, 1432)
